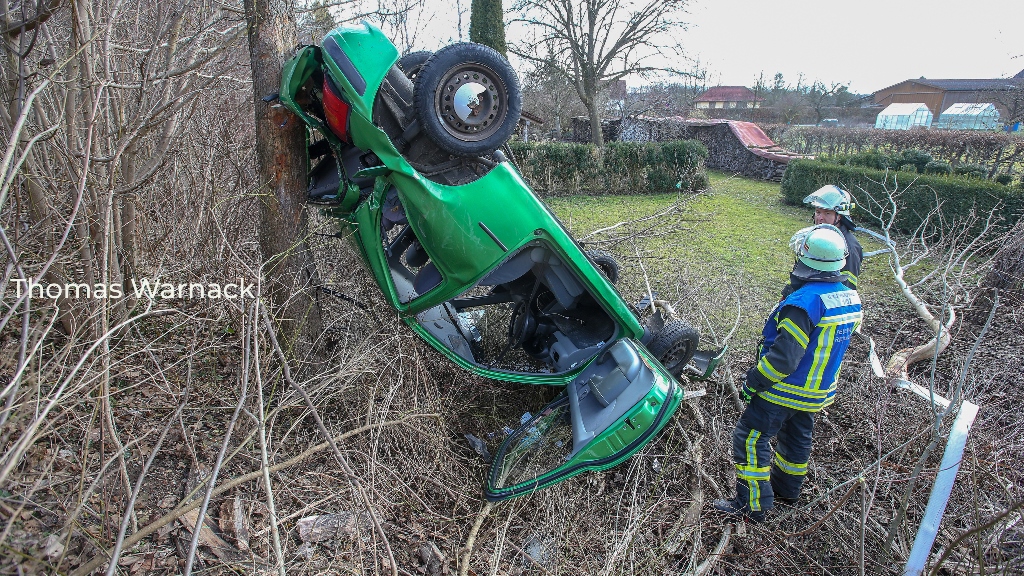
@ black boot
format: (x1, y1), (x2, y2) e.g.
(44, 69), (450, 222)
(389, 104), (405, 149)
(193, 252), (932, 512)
(713, 497), (766, 523)
(774, 495), (799, 506)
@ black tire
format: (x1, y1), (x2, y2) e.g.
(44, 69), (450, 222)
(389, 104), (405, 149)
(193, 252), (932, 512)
(397, 50), (432, 81)
(413, 43), (522, 156)
(647, 320), (700, 378)
(586, 249), (620, 284)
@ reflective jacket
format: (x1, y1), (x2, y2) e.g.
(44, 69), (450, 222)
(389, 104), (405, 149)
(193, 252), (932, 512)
(750, 281), (862, 412)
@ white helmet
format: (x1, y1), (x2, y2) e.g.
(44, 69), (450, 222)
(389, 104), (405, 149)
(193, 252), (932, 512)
(803, 185), (855, 216)
(790, 224), (848, 272)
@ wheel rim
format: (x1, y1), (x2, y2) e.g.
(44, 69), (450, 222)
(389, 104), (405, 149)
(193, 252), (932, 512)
(661, 340), (694, 370)
(433, 62), (509, 143)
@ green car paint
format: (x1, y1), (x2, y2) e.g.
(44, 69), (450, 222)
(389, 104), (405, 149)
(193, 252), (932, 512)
(279, 22), (692, 500)
(484, 342), (682, 500)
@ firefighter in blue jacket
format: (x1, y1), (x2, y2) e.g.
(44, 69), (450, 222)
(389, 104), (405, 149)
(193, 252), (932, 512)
(714, 224), (863, 522)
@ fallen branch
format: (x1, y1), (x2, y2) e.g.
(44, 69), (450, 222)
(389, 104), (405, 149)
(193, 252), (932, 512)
(259, 302), (399, 576)
(459, 501), (493, 576)
(70, 413), (437, 576)
(927, 499), (1024, 576)
(785, 477), (865, 538)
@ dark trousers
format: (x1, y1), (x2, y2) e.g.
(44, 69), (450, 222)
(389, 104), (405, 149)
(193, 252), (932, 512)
(731, 395), (816, 511)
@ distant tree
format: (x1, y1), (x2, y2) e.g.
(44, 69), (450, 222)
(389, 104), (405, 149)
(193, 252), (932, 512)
(470, 0), (507, 55)
(297, 0), (337, 44)
(512, 0), (688, 146)
(520, 48), (587, 138)
(371, 0), (435, 54)
(807, 81), (848, 124)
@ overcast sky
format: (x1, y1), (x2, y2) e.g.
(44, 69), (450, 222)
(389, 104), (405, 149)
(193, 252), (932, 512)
(371, 0), (1023, 95)
(683, 0), (1024, 94)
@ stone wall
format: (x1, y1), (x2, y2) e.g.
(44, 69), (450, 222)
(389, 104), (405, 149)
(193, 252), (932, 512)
(573, 116), (804, 181)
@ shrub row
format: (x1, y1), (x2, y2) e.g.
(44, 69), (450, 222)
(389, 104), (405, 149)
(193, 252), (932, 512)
(506, 140), (708, 197)
(780, 159), (1024, 235)
(832, 149), (997, 180)
(762, 125), (1023, 179)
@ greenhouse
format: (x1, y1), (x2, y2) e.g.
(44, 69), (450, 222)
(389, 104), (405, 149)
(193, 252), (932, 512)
(934, 102), (1001, 130)
(875, 103), (933, 130)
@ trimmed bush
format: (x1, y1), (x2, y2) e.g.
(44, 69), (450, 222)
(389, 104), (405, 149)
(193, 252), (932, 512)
(899, 149), (933, 173)
(780, 159), (1023, 235)
(954, 164), (988, 179)
(506, 140), (708, 197)
(924, 160), (952, 175)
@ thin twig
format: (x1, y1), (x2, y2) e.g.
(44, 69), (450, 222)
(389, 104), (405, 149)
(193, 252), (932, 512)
(253, 303), (286, 576)
(71, 413), (437, 576)
(105, 391), (191, 575)
(259, 301), (399, 576)
(928, 499), (1024, 576)
(785, 477), (865, 538)
(182, 308), (251, 575)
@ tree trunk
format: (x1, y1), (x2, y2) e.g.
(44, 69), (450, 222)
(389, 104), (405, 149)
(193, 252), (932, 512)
(587, 100), (603, 147)
(244, 0), (323, 350)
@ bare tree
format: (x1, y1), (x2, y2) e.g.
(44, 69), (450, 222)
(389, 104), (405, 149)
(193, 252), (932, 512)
(510, 0), (688, 146)
(854, 176), (1002, 378)
(244, 0), (323, 349)
(807, 80), (847, 125)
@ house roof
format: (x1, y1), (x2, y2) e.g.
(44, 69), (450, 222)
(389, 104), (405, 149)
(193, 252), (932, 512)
(917, 78), (1023, 91)
(695, 86), (762, 102)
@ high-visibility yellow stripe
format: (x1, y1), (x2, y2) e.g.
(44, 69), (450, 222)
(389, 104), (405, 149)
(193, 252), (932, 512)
(761, 389), (837, 411)
(736, 464), (770, 480)
(804, 325), (834, 389)
(772, 381), (836, 398)
(842, 270), (858, 287)
(779, 318), (809, 348)
(757, 357), (786, 383)
(749, 480), (762, 511)
(745, 429), (760, 469)
(774, 453), (808, 475)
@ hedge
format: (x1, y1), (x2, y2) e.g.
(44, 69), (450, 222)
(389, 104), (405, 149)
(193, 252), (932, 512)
(780, 159), (1024, 235)
(506, 140), (708, 197)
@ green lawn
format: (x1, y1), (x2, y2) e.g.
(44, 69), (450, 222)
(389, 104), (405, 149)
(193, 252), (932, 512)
(545, 171), (891, 350)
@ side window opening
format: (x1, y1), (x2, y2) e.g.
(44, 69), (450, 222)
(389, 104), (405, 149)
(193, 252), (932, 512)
(415, 242), (620, 374)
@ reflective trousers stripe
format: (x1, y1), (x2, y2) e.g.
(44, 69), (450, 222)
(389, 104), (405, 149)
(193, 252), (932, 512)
(774, 453), (808, 475)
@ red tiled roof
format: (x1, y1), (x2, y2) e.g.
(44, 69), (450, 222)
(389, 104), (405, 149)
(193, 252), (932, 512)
(694, 86), (762, 103)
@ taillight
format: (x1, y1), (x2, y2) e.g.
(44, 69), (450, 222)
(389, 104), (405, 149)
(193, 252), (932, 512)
(322, 76), (351, 142)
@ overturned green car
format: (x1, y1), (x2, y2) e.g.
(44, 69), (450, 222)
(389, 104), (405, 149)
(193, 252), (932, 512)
(277, 22), (723, 501)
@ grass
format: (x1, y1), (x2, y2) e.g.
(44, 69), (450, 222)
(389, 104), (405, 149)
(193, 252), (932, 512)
(545, 170), (894, 350)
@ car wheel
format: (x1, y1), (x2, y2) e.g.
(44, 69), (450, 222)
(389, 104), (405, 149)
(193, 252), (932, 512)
(398, 50), (432, 81)
(414, 43), (522, 156)
(586, 250), (620, 284)
(648, 320), (699, 378)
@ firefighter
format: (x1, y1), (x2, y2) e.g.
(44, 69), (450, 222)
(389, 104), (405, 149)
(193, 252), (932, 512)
(803, 185), (863, 290)
(714, 224), (863, 522)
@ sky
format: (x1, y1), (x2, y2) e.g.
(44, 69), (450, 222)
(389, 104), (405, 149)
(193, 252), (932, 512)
(366, 0), (1024, 95)
(682, 0), (1024, 94)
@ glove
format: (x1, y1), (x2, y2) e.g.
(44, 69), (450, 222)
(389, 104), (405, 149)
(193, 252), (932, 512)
(740, 388), (753, 404)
